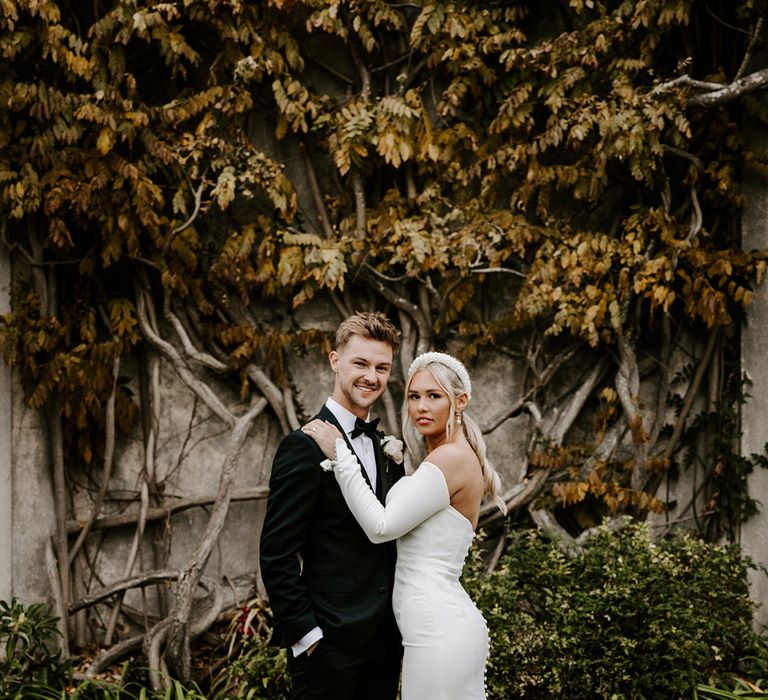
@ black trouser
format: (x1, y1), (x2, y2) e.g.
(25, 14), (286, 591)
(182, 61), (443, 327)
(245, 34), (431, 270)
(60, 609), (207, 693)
(286, 618), (402, 700)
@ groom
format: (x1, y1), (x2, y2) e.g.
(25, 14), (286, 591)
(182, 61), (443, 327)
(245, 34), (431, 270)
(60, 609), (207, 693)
(259, 311), (404, 700)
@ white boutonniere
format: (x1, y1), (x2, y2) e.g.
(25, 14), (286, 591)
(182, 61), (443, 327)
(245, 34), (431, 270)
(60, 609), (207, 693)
(380, 435), (404, 467)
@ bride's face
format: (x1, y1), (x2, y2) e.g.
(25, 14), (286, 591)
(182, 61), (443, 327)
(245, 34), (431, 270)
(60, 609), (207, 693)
(406, 369), (452, 438)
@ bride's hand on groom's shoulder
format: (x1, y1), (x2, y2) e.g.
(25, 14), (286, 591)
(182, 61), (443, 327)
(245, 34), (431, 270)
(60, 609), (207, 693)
(301, 419), (342, 460)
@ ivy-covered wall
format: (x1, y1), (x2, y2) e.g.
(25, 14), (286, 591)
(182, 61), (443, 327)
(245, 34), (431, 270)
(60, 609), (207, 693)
(2, 0), (767, 681)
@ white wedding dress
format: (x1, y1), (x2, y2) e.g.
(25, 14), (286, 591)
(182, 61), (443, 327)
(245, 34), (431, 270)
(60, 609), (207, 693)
(329, 440), (488, 699)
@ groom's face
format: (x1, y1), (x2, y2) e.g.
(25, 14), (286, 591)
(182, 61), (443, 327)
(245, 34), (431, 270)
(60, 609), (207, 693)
(329, 335), (393, 418)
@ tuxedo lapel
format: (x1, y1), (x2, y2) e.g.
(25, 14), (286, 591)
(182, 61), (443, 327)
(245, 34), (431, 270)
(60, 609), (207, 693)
(316, 404), (373, 491)
(372, 431), (385, 502)
(374, 430), (403, 503)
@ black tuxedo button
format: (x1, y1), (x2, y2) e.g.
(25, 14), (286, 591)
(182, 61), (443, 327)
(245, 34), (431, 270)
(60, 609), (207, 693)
(378, 586), (387, 594)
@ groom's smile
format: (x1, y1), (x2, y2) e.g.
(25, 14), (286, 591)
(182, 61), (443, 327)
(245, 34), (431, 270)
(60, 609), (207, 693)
(329, 335), (393, 419)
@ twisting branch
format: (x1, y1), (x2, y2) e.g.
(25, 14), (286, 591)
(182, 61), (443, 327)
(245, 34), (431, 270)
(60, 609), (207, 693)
(364, 271), (432, 354)
(247, 365), (290, 435)
(163, 175), (207, 255)
(486, 532), (507, 573)
(146, 395), (267, 687)
(615, 334), (649, 491)
(351, 170), (367, 238)
(578, 419), (628, 481)
(65, 488), (269, 534)
(529, 508), (578, 556)
(70, 569), (181, 614)
(329, 289), (353, 319)
(135, 285), (235, 428)
(655, 28), (768, 106)
(46, 397), (70, 647)
(684, 67), (768, 107)
(482, 353), (609, 531)
(662, 144), (704, 169)
(398, 310), (417, 378)
(479, 470), (548, 530)
(404, 162), (417, 203)
(282, 387), (301, 431)
(381, 387), (399, 437)
(46, 537), (70, 658)
(302, 148), (334, 238)
(734, 18), (764, 82)
(647, 316), (672, 453)
(143, 342), (168, 618)
(660, 328), (720, 464)
(69, 355), (121, 565)
(348, 32), (372, 99)
(165, 295), (291, 432)
(687, 184), (702, 240)
(164, 299), (227, 372)
(104, 480), (150, 646)
(484, 344), (581, 434)
(544, 358), (609, 445)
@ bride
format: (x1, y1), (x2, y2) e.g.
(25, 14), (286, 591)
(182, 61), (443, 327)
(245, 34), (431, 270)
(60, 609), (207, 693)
(302, 351), (506, 699)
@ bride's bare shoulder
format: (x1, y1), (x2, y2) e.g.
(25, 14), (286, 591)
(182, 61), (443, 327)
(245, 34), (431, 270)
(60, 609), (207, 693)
(424, 443), (478, 472)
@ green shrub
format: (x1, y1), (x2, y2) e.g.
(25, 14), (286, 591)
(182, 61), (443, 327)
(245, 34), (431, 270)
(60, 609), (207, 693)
(212, 611), (290, 700)
(464, 522), (768, 700)
(696, 678), (768, 698)
(6, 524), (767, 699)
(214, 640), (289, 699)
(0, 597), (75, 698)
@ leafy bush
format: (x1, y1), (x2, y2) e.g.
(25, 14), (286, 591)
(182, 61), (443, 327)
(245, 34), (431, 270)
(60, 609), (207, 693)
(6, 524), (768, 699)
(211, 601), (290, 700)
(696, 678), (768, 699)
(214, 635), (289, 700)
(0, 597), (75, 698)
(464, 522), (768, 700)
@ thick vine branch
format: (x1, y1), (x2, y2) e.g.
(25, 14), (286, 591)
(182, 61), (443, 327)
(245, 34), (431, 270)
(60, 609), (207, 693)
(164, 297), (291, 432)
(45, 537), (70, 657)
(660, 328), (720, 463)
(615, 335), (650, 491)
(136, 286), (235, 427)
(484, 344), (581, 434)
(69, 356), (120, 565)
(70, 569), (181, 614)
(363, 271), (432, 354)
(65, 487), (269, 534)
(302, 148), (334, 238)
(104, 480), (150, 646)
(734, 18), (764, 82)
(146, 395), (267, 687)
(672, 67), (768, 107)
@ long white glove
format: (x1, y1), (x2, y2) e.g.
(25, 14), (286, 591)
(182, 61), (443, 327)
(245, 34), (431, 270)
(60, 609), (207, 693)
(328, 438), (450, 544)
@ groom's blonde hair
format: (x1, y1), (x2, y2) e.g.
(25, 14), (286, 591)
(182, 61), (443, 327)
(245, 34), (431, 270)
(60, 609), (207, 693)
(335, 311), (400, 352)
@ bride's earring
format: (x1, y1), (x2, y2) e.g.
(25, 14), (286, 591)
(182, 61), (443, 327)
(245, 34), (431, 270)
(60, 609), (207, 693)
(456, 411), (463, 426)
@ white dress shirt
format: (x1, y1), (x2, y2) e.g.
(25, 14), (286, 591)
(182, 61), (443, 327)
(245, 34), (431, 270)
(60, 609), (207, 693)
(326, 397), (377, 492)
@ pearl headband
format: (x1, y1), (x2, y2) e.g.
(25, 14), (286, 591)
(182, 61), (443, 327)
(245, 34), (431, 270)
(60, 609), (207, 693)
(407, 351), (472, 399)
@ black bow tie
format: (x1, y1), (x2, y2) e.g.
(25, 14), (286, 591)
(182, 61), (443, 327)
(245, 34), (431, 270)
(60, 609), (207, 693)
(350, 416), (380, 439)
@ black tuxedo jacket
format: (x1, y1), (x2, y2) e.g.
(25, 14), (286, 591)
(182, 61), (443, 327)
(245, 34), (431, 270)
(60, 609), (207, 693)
(259, 404), (404, 652)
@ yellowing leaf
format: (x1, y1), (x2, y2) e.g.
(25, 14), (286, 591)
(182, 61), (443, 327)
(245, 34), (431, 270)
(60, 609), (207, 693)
(96, 128), (114, 155)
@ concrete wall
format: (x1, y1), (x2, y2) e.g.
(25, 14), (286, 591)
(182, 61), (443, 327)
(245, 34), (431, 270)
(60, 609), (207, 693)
(6, 300), (529, 618)
(740, 120), (768, 627)
(0, 244), (10, 602)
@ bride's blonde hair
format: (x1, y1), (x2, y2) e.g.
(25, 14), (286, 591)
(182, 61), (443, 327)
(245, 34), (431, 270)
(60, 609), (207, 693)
(402, 356), (507, 514)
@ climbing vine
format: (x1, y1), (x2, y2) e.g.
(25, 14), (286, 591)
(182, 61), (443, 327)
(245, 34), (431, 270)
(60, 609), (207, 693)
(1, 0), (767, 687)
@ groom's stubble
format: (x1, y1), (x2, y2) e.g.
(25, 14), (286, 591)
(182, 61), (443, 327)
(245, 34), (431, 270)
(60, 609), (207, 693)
(328, 335), (394, 420)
